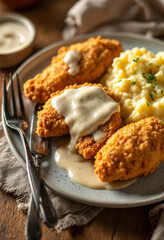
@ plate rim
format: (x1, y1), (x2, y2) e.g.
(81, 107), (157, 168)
(2, 32), (164, 208)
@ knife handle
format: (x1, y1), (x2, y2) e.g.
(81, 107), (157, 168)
(34, 154), (57, 227)
(40, 179), (57, 227)
(26, 168), (57, 229)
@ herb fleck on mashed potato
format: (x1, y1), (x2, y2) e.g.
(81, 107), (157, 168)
(101, 47), (164, 123)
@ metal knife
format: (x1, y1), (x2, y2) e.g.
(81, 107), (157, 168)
(29, 103), (57, 227)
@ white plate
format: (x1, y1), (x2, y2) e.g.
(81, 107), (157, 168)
(2, 32), (164, 208)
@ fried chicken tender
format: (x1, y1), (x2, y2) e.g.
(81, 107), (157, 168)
(95, 117), (164, 182)
(37, 83), (121, 158)
(24, 36), (122, 103)
(75, 112), (121, 159)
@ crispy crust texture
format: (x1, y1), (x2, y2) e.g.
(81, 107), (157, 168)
(24, 36), (122, 103)
(75, 112), (121, 159)
(37, 83), (121, 158)
(94, 117), (164, 182)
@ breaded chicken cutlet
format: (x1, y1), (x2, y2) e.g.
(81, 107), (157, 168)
(24, 36), (122, 103)
(37, 83), (121, 159)
(75, 112), (121, 159)
(95, 117), (164, 182)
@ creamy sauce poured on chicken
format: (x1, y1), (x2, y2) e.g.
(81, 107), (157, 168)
(51, 86), (120, 151)
(93, 128), (107, 143)
(55, 138), (136, 190)
(52, 86), (136, 190)
(64, 50), (81, 75)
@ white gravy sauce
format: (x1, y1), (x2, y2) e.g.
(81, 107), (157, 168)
(64, 50), (81, 75)
(53, 86), (136, 190)
(0, 22), (30, 54)
(51, 86), (120, 152)
(55, 139), (136, 190)
(93, 128), (107, 143)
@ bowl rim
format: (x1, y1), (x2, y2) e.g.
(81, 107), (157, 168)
(0, 13), (36, 56)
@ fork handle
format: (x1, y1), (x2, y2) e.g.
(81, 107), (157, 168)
(18, 129), (40, 209)
(25, 195), (42, 240)
(28, 178), (57, 228)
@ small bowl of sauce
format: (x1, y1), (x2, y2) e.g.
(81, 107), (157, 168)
(0, 13), (36, 68)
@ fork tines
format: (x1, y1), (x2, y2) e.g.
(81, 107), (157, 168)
(3, 74), (9, 118)
(3, 74), (25, 118)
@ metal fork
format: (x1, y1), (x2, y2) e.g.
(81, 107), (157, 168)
(3, 74), (41, 239)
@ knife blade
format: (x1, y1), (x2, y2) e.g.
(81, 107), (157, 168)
(30, 103), (48, 166)
(30, 103), (57, 227)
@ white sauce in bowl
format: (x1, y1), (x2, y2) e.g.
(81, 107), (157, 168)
(51, 86), (120, 152)
(64, 50), (81, 75)
(0, 22), (30, 54)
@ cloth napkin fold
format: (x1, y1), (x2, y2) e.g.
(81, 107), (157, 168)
(149, 204), (164, 240)
(0, 122), (102, 233)
(63, 0), (164, 40)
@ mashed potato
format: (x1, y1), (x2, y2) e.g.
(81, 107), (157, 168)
(101, 47), (164, 123)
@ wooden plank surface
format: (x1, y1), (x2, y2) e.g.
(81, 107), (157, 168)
(0, 0), (153, 239)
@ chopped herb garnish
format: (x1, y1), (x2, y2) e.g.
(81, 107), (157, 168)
(132, 81), (136, 85)
(146, 101), (150, 107)
(133, 57), (140, 63)
(156, 65), (160, 68)
(147, 73), (154, 80)
(149, 63), (153, 66)
(147, 69), (156, 80)
(142, 72), (146, 79)
(161, 89), (163, 94)
(147, 80), (152, 84)
(149, 93), (154, 101)
(141, 69), (157, 82)
(133, 70), (136, 74)
(153, 90), (157, 93)
(147, 69), (155, 80)
(118, 79), (122, 82)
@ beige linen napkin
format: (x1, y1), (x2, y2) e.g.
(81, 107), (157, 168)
(63, 0), (164, 40)
(0, 122), (102, 232)
(149, 204), (164, 240)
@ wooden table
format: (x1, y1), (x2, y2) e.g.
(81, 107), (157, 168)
(0, 1), (154, 239)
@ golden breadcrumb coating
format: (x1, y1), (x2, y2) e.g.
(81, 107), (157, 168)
(75, 112), (121, 159)
(94, 117), (164, 182)
(24, 36), (122, 103)
(37, 83), (121, 158)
